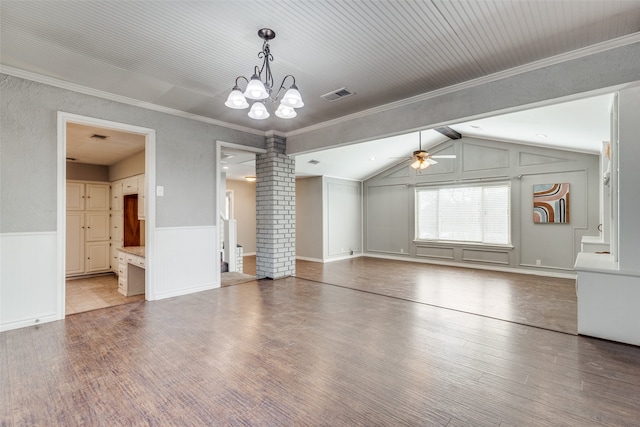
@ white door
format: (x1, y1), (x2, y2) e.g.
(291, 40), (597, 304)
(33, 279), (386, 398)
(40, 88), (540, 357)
(66, 212), (85, 275)
(85, 242), (111, 273)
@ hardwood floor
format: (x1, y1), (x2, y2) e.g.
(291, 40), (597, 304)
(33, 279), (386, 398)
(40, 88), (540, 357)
(66, 274), (144, 315)
(2, 277), (639, 426)
(294, 257), (578, 334)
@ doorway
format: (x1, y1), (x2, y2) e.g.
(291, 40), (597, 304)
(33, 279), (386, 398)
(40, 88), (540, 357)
(217, 142), (265, 286)
(58, 112), (156, 317)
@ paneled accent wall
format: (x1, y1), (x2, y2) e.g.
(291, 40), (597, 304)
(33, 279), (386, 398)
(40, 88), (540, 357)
(256, 136), (295, 279)
(364, 137), (600, 274)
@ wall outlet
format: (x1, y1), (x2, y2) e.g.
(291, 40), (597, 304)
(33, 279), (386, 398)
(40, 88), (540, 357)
(536, 259), (541, 266)
(400, 248), (404, 253)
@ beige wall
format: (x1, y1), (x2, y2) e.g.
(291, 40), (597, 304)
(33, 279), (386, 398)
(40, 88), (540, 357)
(66, 162), (109, 181)
(109, 150), (145, 181)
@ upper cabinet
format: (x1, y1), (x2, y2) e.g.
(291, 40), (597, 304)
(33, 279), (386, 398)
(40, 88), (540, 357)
(86, 183), (110, 210)
(122, 176), (138, 195)
(66, 182), (85, 210)
(111, 181), (123, 211)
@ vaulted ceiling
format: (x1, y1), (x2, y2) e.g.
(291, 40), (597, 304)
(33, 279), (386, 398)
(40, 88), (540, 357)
(2, 1), (639, 180)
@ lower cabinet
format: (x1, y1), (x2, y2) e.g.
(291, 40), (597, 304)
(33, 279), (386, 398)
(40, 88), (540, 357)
(85, 241), (111, 273)
(66, 211), (111, 276)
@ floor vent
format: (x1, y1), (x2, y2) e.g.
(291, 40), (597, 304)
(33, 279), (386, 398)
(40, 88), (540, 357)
(321, 87), (355, 102)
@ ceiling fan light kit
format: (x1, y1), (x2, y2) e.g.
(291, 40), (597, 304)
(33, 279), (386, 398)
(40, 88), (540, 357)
(409, 132), (457, 171)
(225, 28), (304, 120)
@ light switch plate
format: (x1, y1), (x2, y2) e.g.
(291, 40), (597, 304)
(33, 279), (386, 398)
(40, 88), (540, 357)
(156, 185), (164, 196)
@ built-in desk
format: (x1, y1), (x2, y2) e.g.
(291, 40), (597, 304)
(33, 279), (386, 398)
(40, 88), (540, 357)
(117, 246), (145, 296)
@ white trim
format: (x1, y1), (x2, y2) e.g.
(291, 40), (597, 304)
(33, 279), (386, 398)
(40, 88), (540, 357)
(1, 314), (59, 333)
(364, 253), (577, 280)
(57, 112), (157, 310)
(295, 256), (325, 263)
(296, 254), (364, 264)
(242, 252), (257, 257)
(1, 232), (59, 331)
(2, 65), (263, 136)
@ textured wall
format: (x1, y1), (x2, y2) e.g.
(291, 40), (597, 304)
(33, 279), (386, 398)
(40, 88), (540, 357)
(0, 74), (265, 232)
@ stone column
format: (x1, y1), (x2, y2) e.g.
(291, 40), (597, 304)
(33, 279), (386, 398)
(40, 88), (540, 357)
(255, 135), (295, 279)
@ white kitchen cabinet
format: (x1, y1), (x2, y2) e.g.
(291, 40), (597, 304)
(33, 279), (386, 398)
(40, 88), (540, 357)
(66, 212), (85, 275)
(137, 175), (146, 220)
(122, 177), (138, 195)
(66, 182), (85, 211)
(86, 183), (110, 210)
(85, 212), (110, 241)
(111, 181), (123, 211)
(85, 241), (111, 273)
(66, 180), (111, 276)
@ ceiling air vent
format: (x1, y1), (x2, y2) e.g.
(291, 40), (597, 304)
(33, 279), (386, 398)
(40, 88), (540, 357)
(321, 87), (354, 102)
(90, 134), (108, 140)
(308, 159), (320, 165)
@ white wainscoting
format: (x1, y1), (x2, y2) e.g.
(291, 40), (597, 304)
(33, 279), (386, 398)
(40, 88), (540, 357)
(150, 226), (219, 300)
(1, 232), (61, 331)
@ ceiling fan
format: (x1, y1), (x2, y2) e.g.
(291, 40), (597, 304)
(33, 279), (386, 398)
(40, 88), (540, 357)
(403, 131), (457, 171)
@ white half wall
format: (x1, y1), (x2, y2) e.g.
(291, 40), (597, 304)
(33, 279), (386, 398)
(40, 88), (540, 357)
(150, 226), (219, 300)
(1, 232), (60, 331)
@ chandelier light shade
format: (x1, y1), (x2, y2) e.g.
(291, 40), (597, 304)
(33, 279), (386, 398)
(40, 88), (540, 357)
(248, 102), (270, 120)
(225, 86), (250, 109)
(225, 28), (304, 120)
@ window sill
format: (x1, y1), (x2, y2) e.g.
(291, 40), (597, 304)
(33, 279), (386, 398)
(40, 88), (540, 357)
(413, 240), (514, 250)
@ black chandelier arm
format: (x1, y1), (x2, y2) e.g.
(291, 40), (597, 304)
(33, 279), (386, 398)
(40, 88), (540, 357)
(234, 75), (249, 88)
(273, 74), (297, 100)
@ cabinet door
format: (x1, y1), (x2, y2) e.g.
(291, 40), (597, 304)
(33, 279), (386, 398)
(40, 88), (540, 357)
(86, 212), (110, 241)
(111, 181), (123, 211)
(85, 242), (111, 273)
(110, 241), (123, 272)
(66, 182), (85, 211)
(86, 183), (110, 210)
(137, 175), (146, 220)
(112, 211), (123, 242)
(122, 177), (138, 195)
(66, 212), (85, 275)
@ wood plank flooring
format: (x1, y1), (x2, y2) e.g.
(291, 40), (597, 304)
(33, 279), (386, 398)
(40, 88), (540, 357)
(294, 257), (578, 334)
(2, 278), (639, 426)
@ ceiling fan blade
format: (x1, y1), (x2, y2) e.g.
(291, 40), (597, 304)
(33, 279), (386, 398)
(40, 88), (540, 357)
(431, 154), (456, 159)
(427, 158), (438, 165)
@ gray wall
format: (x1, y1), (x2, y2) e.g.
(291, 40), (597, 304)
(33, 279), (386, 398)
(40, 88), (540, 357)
(226, 179), (256, 254)
(296, 177), (323, 260)
(325, 177), (362, 258)
(0, 73), (265, 233)
(364, 137), (600, 272)
(66, 163), (109, 182)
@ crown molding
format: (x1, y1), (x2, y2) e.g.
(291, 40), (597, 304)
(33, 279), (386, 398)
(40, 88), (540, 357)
(0, 65), (265, 137)
(285, 32), (640, 138)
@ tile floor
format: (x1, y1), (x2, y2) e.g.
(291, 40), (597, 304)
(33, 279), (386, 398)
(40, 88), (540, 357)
(66, 273), (145, 315)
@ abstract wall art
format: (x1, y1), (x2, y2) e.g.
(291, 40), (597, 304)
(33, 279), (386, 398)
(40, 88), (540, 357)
(533, 183), (570, 224)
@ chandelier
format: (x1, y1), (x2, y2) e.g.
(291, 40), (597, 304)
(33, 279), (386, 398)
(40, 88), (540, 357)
(225, 28), (304, 120)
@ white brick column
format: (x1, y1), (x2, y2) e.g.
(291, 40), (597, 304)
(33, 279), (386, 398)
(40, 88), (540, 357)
(256, 135), (295, 279)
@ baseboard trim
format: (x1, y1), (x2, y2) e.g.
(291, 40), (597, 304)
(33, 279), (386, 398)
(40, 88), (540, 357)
(364, 253), (577, 279)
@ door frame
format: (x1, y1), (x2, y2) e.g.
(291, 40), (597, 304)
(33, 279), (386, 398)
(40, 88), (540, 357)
(57, 112), (156, 317)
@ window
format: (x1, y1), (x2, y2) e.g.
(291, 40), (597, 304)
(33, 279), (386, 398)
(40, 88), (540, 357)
(416, 183), (511, 245)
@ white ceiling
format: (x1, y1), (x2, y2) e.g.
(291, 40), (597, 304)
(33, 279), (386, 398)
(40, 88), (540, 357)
(1, 1), (634, 180)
